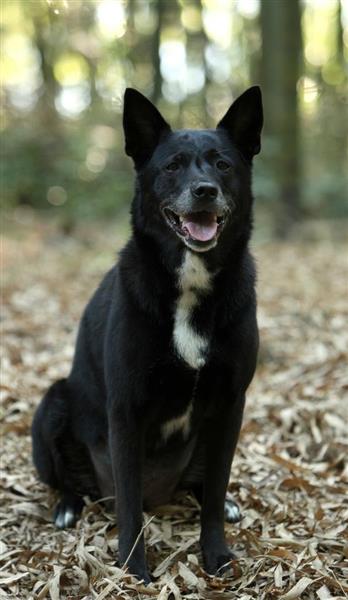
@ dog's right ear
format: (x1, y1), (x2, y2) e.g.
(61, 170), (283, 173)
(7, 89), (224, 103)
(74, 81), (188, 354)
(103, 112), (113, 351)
(123, 89), (171, 168)
(217, 86), (263, 162)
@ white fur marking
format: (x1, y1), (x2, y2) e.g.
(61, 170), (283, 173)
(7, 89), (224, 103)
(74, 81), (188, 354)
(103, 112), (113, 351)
(64, 508), (75, 528)
(173, 252), (211, 370)
(161, 401), (193, 441)
(224, 500), (241, 523)
(55, 512), (65, 529)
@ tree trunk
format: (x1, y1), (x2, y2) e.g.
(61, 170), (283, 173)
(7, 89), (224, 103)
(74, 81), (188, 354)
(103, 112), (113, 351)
(260, 0), (302, 237)
(151, 0), (165, 103)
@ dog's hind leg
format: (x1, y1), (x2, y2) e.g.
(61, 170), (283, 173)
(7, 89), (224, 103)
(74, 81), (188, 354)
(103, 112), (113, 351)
(32, 379), (96, 528)
(32, 379), (69, 490)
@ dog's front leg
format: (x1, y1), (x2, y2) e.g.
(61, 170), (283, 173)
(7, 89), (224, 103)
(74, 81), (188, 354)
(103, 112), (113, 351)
(109, 411), (150, 584)
(200, 393), (245, 576)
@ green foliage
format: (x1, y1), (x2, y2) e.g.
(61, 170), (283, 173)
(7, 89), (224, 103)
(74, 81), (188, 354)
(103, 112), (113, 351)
(1, 0), (347, 231)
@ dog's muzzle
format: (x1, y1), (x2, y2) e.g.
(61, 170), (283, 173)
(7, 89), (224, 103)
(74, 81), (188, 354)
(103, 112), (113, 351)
(162, 207), (228, 252)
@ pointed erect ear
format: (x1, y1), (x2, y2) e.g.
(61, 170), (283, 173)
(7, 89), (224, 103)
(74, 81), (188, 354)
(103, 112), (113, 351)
(217, 86), (263, 161)
(123, 88), (171, 168)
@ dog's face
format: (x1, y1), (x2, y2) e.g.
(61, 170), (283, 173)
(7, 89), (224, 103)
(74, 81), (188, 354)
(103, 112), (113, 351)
(123, 87), (263, 254)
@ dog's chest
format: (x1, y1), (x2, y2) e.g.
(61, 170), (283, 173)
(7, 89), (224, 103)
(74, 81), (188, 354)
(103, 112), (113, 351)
(159, 252), (212, 442)
(172, 251), (211, 370)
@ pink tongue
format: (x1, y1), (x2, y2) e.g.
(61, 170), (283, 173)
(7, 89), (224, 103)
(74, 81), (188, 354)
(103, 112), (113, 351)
(183, 218), (218, 242)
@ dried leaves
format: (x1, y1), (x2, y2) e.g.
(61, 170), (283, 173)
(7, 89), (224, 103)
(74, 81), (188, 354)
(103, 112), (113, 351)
(1, 223), (347, 599)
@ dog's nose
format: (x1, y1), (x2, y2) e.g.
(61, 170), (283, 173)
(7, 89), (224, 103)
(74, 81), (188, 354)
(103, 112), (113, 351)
(191, 182), (218, 201)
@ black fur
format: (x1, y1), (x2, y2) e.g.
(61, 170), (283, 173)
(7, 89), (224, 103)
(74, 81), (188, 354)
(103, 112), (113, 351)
(32, 86), (263, 582)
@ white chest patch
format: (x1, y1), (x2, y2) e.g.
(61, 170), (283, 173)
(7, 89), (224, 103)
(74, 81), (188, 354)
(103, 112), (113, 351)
(173, 251), (211, 370)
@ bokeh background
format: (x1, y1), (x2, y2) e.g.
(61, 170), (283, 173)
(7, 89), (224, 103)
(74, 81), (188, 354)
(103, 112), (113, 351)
(1, 3), (348, 598)
(1, 0), (348, 238)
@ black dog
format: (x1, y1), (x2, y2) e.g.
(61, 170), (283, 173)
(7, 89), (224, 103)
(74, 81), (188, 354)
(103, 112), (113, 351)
(32, 86), (263, 583)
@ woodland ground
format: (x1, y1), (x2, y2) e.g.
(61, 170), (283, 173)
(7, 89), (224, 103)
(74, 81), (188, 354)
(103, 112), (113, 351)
(1, 218), (347, 599)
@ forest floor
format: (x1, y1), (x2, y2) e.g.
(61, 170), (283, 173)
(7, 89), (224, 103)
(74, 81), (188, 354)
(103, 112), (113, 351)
(1, 218), (347, 600)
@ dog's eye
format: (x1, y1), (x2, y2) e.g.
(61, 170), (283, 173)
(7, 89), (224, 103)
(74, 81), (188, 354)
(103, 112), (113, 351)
(165, 161), (180, 172)
(216, 160), (231, 172)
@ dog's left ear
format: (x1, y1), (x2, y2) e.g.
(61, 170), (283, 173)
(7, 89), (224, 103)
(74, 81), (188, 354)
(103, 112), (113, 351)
(217, 86), (263, 162)
(123, 88), (171, 168)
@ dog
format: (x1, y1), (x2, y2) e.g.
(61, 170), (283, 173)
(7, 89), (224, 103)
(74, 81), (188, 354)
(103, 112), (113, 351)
(32, 86), (263, 583)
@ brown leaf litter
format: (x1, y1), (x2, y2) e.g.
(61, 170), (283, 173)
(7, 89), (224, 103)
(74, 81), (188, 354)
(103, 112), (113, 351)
(1, 219), (347, 599)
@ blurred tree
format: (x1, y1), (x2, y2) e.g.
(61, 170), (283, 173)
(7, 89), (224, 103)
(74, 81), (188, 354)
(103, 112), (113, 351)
(184, 0), (209, 124)
(323, 0), (348, 203)
(1, 0), (347, 231)
(260, 0), (302, 237)
(151, 0), (164, 103)
(32, 9), (59, 127)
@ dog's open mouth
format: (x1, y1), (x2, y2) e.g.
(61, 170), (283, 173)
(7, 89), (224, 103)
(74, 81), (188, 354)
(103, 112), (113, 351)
(163, 208), (226, 249)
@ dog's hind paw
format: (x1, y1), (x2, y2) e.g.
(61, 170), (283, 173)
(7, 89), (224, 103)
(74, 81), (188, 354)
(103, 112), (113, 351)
(224, 497), (242, 523)
(53, 494), (84, 529)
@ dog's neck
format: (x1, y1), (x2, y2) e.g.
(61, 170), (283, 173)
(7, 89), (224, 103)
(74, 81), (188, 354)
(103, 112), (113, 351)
(123, 197), (255, 324)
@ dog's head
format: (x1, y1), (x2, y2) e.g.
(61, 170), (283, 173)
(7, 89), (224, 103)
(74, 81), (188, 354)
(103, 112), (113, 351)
(123, 87), (263, 254)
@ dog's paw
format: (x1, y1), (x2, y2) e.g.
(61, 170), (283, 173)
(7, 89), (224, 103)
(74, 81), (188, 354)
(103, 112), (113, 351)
(224, 497), (242, 523)
(123, 562), (152, 585)
(135, 570), (152, 586)
(203, 546), (236, 577)
(53, 494), (84, 529)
